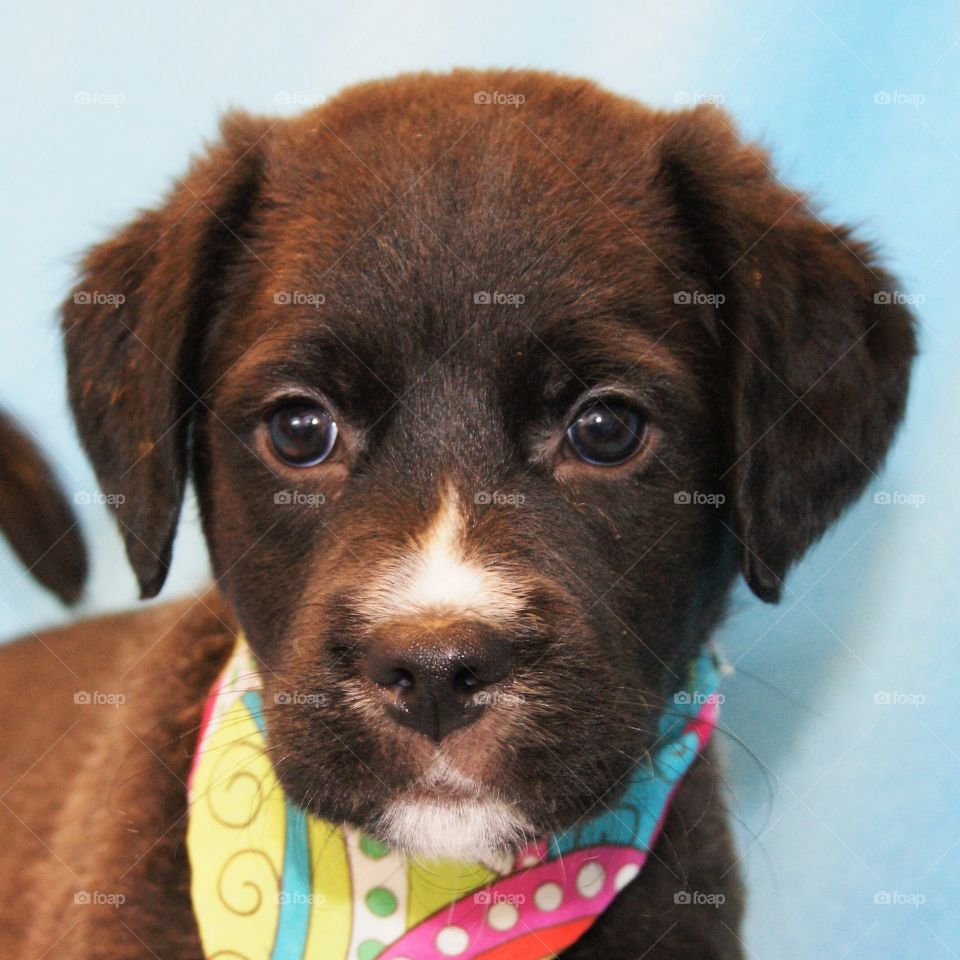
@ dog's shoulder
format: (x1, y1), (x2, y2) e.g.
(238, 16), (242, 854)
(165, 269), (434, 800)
(0, 592), (234, 959)
(0, 591), (234, 722)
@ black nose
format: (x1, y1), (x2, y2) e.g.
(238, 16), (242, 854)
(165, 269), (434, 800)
(365, 620), (512, 743)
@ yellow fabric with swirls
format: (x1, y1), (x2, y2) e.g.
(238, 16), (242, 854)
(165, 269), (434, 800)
(187, 699), (288, 959)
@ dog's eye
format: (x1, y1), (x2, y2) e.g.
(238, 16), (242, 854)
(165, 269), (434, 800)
(267, 404), (338, 466)
(565, 401), (646, 466)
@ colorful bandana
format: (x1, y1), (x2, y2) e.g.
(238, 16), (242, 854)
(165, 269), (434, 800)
(187, 637), (720, 960)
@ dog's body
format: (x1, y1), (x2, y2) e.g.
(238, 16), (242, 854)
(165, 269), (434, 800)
(0, 69), (914, 958)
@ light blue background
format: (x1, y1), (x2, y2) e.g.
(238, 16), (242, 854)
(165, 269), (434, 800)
(1, 2), (957, 955)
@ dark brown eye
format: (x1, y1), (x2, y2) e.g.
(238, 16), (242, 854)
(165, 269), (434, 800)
(267, 404), (338, 466)
(565, 401), (646, 466)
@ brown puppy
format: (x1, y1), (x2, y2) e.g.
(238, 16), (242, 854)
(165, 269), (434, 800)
(0, 69), (914, 959)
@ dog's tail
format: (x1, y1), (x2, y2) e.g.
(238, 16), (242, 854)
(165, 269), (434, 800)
(0, 412), (88, 604)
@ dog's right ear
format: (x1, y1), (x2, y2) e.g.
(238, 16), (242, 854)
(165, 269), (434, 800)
(62, 112), (273, 599)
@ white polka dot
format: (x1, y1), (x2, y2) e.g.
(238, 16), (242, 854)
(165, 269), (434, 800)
(576, 861), (606, 898)
(615, 863), (641, 891)
(534, 881), (563, 912)
(521, 854), (540, 867)
(436, 925), (470, 956)
(487, 901), (519, 931)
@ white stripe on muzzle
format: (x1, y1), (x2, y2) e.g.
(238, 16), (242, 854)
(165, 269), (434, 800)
(356, 486), (526, 625)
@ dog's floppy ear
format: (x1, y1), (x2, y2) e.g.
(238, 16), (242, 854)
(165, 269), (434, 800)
(659, 107), (916, 602)
(62, 111), (272, 599)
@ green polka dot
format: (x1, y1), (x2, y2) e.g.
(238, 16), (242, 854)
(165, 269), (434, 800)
(359, 834), (390, 860)
(357, 939), (384, 960)
(365, 885), (397, 917)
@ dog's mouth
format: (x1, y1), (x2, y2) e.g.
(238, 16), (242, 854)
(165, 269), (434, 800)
(373, 756), (536, 861)
(405, 755), (485, 803)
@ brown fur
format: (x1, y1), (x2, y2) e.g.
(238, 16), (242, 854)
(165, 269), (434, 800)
(0, 412), (87, 603)
(0, 595), (234, 957)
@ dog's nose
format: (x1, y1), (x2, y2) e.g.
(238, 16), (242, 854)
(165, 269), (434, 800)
(365, 619), (512, 743)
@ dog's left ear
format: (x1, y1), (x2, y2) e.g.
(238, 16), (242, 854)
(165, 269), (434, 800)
(658, 107), (917, 602)
(62, 112), (273, 598)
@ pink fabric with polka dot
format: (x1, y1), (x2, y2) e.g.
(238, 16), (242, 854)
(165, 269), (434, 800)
(378, 846), (645, 960)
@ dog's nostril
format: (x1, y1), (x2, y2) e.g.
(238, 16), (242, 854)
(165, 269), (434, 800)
(368, 660), (415, 690)
(382, 667), (414, 690)
(453, 666), (480, 694)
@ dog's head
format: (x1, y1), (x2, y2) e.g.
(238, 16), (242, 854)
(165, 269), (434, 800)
(62, 70), (914, 859)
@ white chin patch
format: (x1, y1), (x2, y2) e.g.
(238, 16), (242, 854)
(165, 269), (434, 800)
(378, 798), (533, 861)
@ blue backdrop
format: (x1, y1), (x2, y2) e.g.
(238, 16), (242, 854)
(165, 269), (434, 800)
(1, 2), (957, 955)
